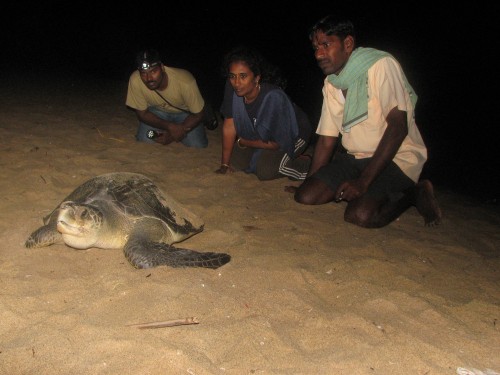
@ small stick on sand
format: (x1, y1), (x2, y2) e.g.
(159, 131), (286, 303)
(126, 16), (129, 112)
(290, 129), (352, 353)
(127, 317), (199, 329)
(96, 127), (126, 143)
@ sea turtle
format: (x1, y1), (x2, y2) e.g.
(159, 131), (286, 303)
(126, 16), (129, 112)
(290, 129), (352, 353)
(25, 172), (231, 269)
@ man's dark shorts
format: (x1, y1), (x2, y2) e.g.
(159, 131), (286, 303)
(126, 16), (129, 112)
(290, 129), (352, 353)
(313, 153), (415, 200)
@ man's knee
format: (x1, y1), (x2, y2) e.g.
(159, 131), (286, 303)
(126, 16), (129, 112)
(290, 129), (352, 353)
(182, 127), (208, 148)
(294, 177), (335, 205)
(344, 208), (369, 227)
(344, 204), (383, 228)
(294, 188), (316, 205)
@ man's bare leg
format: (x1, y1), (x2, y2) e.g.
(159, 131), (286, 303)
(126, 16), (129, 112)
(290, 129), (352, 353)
(344, 180), (442, 228)
(415, 179), (442, 226)
(292, 177), (337, 205)
(289, 177), (442, 228)
(344, 195), (410, 228)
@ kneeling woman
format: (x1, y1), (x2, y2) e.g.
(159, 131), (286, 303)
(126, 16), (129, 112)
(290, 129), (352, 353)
(216, 46), (312, 181)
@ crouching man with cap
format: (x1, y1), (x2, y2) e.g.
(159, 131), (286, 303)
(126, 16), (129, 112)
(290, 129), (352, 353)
(126, 49), (208, 148)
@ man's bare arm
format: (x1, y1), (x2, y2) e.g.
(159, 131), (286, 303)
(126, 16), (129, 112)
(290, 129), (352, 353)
(308, 135), (338, 176)
(337, 106), (408, 201)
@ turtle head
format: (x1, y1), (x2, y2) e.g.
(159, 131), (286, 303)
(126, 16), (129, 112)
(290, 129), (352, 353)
(57, 201), (103, 249)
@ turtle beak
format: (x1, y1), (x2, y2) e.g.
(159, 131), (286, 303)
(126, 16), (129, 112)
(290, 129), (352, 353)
(57, 202), (81, 235)
(56, 202), (102, 249)
(57, 202), (102, 235)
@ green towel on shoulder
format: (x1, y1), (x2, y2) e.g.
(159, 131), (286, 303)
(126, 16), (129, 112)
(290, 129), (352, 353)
(327, 47), (417, 132)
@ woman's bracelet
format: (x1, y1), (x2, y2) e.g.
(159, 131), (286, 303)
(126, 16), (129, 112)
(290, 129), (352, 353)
(237, 137), (247, 149)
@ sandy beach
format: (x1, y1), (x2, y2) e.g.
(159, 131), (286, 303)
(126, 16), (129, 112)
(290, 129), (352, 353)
(0, 73), (499, 375)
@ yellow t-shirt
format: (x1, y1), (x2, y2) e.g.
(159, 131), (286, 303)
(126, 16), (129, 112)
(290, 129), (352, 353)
(316, 57), (427, 182)
(125, 66), (205, 114)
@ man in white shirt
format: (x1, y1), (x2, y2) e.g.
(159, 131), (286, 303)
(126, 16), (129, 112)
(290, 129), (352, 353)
(290, 15), (441, 228)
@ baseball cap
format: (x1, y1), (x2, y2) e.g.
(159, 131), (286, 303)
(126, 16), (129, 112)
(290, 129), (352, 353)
(136, 49), (162, 71)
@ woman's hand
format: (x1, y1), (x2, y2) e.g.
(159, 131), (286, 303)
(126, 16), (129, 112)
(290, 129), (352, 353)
(215, 164), (233, 174)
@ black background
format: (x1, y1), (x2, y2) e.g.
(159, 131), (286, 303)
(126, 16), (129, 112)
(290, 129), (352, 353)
(2, 2), (496, 202)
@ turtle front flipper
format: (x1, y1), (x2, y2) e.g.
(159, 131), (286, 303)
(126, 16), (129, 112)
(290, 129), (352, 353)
(123, 237), (231, 269)
(25, 223), (62, 248)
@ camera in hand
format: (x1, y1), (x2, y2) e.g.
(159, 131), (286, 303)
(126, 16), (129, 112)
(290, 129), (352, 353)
(147, 130), (161, 139)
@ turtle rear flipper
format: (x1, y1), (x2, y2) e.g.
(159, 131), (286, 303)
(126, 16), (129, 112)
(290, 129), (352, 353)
(124, 238), (231, 269)
(25, 224), (62, 248)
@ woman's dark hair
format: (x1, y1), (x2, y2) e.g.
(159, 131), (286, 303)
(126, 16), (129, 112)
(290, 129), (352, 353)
(309, 15), (355, 42)
(222, 45), (287, 89)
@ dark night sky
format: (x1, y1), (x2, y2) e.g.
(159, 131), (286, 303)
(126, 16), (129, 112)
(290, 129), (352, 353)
(2, 2), (497, 201)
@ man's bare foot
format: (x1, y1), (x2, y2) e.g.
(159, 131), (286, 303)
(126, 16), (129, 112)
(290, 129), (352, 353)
(415, 180), (442, 226)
